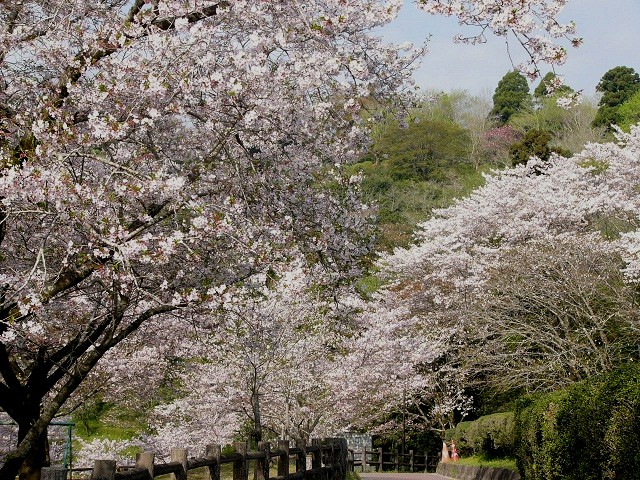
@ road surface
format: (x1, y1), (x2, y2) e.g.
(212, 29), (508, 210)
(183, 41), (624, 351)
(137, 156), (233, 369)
(360, 473), (453, 480)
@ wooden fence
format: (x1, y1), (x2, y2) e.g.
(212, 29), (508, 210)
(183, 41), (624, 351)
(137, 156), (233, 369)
(348, 447), (438, 473)
(41, 439), (348, 480)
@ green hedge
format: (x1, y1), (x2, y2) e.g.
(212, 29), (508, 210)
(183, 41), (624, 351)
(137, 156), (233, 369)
(514, 364), (640, 480)
(446, 412), (515, 458)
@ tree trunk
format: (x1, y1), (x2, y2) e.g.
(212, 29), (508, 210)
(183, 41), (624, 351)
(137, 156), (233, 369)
(0, 456), (24, 480)
(251, 389), (262, 447)
(0, 421), (50, 480)
(18, 429), (50, 480)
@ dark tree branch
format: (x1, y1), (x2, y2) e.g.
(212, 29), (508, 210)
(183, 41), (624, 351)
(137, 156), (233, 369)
(0, 302), (178, 479)
(0, 327), (23, 398)
(127, 0), (147, 23)
(150, 2), (229, 30)
(0, 203), (6, 247)
(41, 305), (128, 394)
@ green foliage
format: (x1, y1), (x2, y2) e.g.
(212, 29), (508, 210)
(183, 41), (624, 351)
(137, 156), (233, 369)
(446, 412), (515, 459)
(592, 105), (622, 130)
(534, 72), (573, 99)
(353, 112), (483, 248)
(454, 455), (518, 472)
(513, 391), (567, 480)
(346, 471), (362, 480)
(508, 129), (570, 166)
(356, 274), (384, 298)
(510, 98), (564, 135)
(73, 399), (148, 441)
(578, 157), (609, 175)
(534, 72), (554, 98)
(593, 66), (640, 128)
(514, 364), (640, 480)
(509, 97), (568, 135)
(596, 66), (640, 107)
(490, 71), (531, 125)
(355, 162), (483, 248)
(508, 95), (603, 153)
(370, 117), (471, 182)
(414, 90), (466, 122)
(618, 89), (640, 131)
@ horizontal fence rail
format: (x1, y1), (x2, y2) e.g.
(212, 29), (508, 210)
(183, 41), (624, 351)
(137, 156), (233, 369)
(348, 447), (438, 473)
(44, 438), (348, 480)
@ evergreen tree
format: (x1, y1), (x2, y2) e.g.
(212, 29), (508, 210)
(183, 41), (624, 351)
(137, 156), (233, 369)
(534, 72), (573, 99)
(592, 66), (640, 128)
(490, 71), (531, 125)
(509, 129), (570, 166)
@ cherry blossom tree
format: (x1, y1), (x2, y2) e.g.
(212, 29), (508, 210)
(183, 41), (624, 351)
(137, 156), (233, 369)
(481, 125), (523, 165)
(68, 266), (351, 462)
(463, 237), (638, 393)
(141, 265), (353, 453)
(326, 293), (472, 439)
(377, 126), (640, 398)
(0, 0), (579, 477)
(0, 2), (407, 476)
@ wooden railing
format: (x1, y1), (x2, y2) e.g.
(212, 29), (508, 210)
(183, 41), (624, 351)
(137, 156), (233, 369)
(348, 447), (438, 473)
(64, 438), (349, 480)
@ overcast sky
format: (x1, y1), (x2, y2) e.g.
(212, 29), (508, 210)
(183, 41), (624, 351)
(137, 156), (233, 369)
(379, 0), (640, 97)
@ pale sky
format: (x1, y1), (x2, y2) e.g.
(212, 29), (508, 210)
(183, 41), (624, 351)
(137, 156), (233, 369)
(379, 0), (640, 97)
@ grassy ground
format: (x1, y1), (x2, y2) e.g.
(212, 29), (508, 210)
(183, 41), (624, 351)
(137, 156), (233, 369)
(453, 455), (517, 472)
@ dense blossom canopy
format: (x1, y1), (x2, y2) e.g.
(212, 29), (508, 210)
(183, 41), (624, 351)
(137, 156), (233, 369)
(377, 126), (640, 394)
(0, 0), (579, 476)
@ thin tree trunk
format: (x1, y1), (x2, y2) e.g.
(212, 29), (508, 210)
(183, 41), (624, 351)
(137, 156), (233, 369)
(251, 389), (262, 447)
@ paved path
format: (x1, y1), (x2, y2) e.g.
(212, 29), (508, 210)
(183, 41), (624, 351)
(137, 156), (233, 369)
(360, 472), (453, 480)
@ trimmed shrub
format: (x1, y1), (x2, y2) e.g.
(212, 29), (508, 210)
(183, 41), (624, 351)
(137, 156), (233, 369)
(600, 366), (640, 479)
(447, 412), (515, 458)
(514, 364), (640, 480)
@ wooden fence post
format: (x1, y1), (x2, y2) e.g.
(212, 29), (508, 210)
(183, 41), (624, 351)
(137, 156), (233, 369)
(335, 438), (347, 480)
(137, 451), (155, 478)
(91, 460), (116, 480)
(171, 448), (188, 480)
(233, 442), (248, 480)
(423, 451), (428, 472)
(41, 467), (67, 480)
(377, 448), (382, 472)
(321, 439), (330, 480)
(409, 450), (414, 472)
(256, 442), (270, 480)
(296, 441), (307, 480)
(325, 439), (333, 480)
(311, 439), (322, 480)
(206, 444), (222, 480)
(278, 439), (290, 480)
(332, 439), (339, 480)
(325, 439), (335, 480)
(394, 450), (399, 472)
(360, 446), (366, 473)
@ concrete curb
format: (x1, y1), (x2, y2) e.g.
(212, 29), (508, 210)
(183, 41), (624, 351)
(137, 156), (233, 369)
(436, 462), (520, 480)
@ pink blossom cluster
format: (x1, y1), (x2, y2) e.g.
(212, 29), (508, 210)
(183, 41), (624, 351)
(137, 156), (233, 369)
(417, 0), (581, 78)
